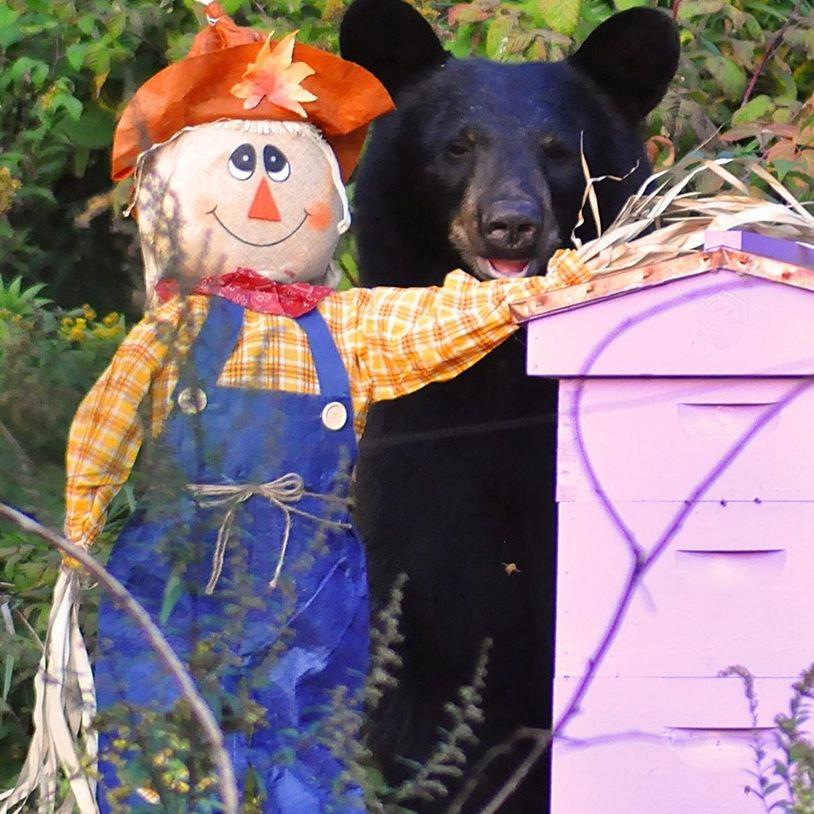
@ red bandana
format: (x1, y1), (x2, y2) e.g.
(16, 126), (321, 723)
(155, 268), (334, 317)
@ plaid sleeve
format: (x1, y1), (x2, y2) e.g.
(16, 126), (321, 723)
(64, 303), (185, 549)
(352, 263), (591, 403)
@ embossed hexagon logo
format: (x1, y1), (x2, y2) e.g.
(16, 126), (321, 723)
(697, 290), (748, 349)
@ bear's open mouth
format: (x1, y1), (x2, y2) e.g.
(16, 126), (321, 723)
(475, 257), (539, 279)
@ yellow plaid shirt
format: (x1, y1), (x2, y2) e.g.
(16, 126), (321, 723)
(65, 263), (589, 548)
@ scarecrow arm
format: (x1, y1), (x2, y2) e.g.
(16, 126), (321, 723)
(353, 264), (590, 404)
(64, 308), (183, 549)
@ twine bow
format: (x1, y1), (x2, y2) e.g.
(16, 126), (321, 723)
(186, 473), (350, 594)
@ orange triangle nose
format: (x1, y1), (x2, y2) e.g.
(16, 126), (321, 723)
(248, 178), (281, 221)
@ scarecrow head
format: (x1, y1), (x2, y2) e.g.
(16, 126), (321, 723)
(112, 2), (392, 297)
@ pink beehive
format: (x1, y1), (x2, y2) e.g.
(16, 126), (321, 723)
(515, 232), (814, 813)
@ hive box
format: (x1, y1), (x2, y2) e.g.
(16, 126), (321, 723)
(514, 232), (814, 813)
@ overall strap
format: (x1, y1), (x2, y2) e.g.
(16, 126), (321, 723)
(182, 296), (245, 387)
(296, 309), (351, 399)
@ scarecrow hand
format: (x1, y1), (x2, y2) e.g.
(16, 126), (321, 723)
(61, 537), (91, 571)
(61, 554), (84, 571)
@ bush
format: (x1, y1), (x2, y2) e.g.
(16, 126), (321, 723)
(0, 277), (126, 787)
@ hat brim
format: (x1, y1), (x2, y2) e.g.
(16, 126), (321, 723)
(112, 40), (394, 183)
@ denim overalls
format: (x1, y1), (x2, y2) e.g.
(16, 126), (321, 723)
(95, 296), (368, 813)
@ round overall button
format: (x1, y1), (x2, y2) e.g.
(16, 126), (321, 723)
(177, 386), (208, 414)
(321, 401), (347, 431)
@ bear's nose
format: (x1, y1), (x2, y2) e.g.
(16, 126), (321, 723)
(480, 199), (541, 253)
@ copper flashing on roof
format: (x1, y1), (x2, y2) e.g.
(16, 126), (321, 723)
(511, 247), (814, 324)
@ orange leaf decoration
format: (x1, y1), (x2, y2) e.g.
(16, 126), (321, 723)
(231, 31), (317, 116)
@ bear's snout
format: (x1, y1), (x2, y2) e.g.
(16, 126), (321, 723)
(479, 197), (542, 254)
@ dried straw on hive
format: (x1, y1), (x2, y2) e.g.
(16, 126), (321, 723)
(570, 155), (814, 277)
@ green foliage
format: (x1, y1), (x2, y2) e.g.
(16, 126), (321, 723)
(0, 279), (126, 786)
(0, 532), (61, 788)
(724, 664), (814, 813)
(0, 282), (126, 481)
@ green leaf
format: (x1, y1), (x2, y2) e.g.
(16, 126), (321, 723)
(77, 14), (96, 35)
(731, 94), (773, 126)
(705, 55), (746, 101)
(11, 58), (50, 89)
(51, 93), (83, 121)
(614, 0), (646, 9)
(65, 43), (89, 73)
(2, 655), (13, 702)
(59, 108), (115, 149)
(771, 159), (801, 181)
(220, 0), (245, 14)
(484, 13), (515, 60)
(537, 0), (581, 36)
(0, 5), (20, 27)
(107, 9), (126, 39)
(744, 15), (762, 40)
(72, 145), (90, 178)
(0, 5), (22, 49)
(18, 185), (57, 204)
(159, 573), (183, 625)
(84, 44), (111, 93)
(677, 0), (724, 22)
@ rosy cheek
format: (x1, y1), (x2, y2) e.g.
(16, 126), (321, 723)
(306, 200), (333, 232)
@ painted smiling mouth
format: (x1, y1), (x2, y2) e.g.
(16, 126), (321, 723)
(208, 207), (308, 247)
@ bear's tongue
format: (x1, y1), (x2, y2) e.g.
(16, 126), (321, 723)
(488, 259), (530, 277)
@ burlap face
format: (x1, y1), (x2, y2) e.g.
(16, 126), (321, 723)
(136, 121), (347, 292)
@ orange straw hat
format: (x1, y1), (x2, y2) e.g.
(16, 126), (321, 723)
(112, 1), (394, 183)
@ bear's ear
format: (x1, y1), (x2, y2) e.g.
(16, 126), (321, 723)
(339, 0), (448, 98)
(567, 8), (679, 123)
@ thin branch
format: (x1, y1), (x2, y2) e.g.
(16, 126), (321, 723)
(0, 419), (33, 478)
(0, 503), (239, 814)
(447, 727), (550, 814)
(742, 0), (805, 106)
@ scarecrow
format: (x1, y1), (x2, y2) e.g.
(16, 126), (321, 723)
(3, 3), (590, 813)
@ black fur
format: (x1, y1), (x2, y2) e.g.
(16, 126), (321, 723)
(341, 4), (678, 811)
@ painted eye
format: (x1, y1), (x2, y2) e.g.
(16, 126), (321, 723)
(227, 144), (256, 180)
(264, 145), (291, 182)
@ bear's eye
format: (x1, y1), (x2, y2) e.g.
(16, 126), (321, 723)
(540, 136), (570, 161)
(264, 145), (291, 182)
(447, 140), (472, 159)
(227, 144), (256, 180)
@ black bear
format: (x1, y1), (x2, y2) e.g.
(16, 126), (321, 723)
(340, 2), (678, 811)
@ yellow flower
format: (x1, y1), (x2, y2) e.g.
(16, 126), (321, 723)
(102, 311), (119, 326)
(66, 323), (86, 343)
(0, 167), (22, 216)
(82, 304), (97, 321)
(39, 85), (59, 110)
